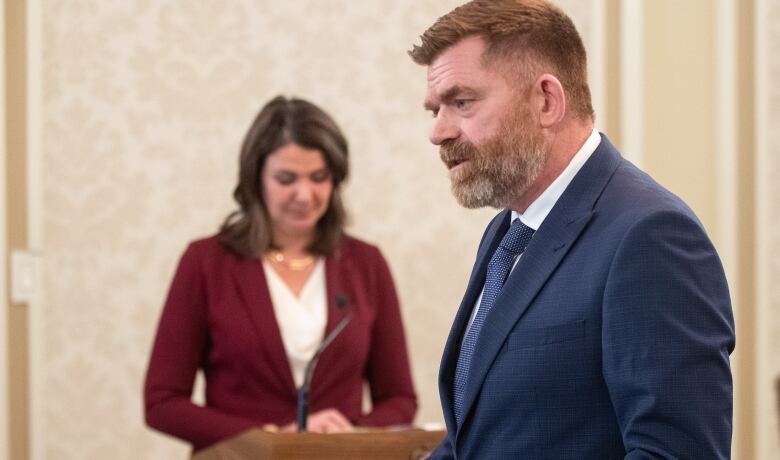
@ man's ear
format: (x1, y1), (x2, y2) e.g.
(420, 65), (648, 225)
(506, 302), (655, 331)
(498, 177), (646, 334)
(531, 73), (566, 128)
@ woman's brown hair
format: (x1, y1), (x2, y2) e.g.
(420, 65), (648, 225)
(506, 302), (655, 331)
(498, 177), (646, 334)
(219, 96), (348, 258)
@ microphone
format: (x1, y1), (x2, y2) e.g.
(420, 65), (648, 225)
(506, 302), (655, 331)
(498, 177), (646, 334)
(296, 294), (353, 432)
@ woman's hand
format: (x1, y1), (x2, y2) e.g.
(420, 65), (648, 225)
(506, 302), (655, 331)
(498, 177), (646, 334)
(261, 423), (280, 432)
(278, 408), (354, 433)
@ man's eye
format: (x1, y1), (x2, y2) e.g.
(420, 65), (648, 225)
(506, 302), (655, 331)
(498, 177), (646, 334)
(455, 100), (472, 110)
(430, 109), (439, 118)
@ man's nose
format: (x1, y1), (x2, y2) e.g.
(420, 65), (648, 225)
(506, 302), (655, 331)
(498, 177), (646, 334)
(429, 112), (459, 145)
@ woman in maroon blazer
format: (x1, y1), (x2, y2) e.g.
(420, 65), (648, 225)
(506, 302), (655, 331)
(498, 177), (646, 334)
(143, 96), (417, 451)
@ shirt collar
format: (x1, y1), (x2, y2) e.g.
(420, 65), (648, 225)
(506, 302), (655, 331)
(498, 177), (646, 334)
(512, 129), (601, 230)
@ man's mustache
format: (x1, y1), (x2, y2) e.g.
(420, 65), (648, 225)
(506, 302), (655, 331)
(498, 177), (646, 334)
(440, 139), (478, 165)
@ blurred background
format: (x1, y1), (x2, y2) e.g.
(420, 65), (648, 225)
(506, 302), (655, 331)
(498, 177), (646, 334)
(2, 0), (778, 458)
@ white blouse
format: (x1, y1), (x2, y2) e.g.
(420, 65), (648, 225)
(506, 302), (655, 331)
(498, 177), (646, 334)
(262, 258), (327, 388)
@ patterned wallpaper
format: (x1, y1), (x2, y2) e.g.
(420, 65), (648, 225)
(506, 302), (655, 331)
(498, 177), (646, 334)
(36, 1), (596, 458)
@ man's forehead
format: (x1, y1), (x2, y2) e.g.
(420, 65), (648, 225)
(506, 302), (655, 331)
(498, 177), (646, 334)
(424, 37), (491, 105)
(427, 36), (487, 80)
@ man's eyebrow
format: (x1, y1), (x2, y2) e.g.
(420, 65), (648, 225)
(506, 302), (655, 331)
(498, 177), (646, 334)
(423, 85), (468, 111)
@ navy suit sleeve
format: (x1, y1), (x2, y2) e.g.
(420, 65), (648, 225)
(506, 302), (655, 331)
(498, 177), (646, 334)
(602, 210), (735, 459)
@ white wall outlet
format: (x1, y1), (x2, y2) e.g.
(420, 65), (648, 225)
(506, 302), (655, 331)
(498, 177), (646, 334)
(10, 250), (42, 304)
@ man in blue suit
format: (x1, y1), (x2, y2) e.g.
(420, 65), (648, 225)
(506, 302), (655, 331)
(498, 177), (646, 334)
(408, 1), (735, 458)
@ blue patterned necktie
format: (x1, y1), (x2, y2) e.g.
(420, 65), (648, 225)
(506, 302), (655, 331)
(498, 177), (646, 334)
(453, 218), (535, 425)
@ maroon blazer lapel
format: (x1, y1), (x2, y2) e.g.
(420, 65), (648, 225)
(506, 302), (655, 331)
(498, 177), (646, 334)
(231, 256), (297, 396)
(310, 251), (352, 393)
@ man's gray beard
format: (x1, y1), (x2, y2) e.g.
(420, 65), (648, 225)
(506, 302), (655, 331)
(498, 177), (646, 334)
(450, 135), (546, 210)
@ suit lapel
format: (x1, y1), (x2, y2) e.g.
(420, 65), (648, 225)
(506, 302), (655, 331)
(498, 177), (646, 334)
(439, 210), (511, 432)
(456, 211), (594, 428)
(454, 135), (623, 432)
(309, 250), (349, 392)
(232, 256), (297, 395)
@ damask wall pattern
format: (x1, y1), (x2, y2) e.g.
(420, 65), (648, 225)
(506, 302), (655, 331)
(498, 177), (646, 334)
(36, 1), (597, 458)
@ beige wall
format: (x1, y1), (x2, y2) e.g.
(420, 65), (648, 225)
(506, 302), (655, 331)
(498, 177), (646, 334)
(642, 0), (718, 235)
(757, 0), (780, 457)
(4, 0), (779, 459)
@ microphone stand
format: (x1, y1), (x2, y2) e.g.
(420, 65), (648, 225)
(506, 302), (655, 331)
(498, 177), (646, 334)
(296, 295), (352, 432)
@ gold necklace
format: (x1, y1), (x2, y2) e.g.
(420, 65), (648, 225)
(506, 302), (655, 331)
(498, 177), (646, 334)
(267, 250), (315, 271)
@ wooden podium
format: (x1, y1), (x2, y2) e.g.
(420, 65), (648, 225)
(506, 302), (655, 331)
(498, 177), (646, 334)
(192, 428), (447, 460)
